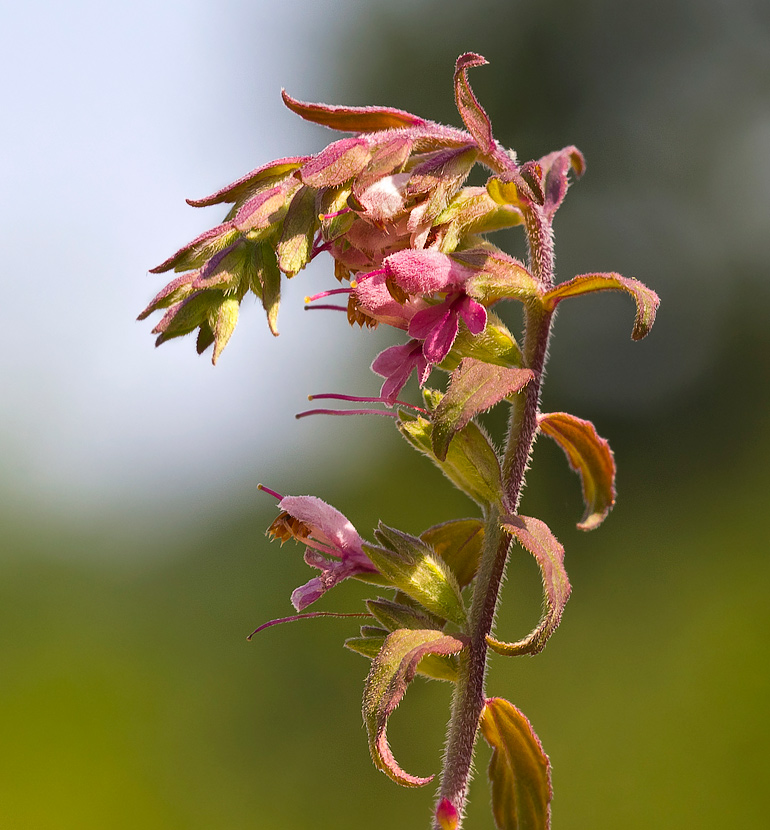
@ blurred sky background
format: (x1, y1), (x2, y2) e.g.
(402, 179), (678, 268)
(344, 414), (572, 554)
(1, 0), (769, 828)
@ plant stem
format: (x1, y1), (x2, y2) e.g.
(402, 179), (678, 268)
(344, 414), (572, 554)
(434, 206), (555, 829)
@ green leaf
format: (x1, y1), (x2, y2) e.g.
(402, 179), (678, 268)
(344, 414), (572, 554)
(440, 311), (523, 371)
(420, 518), (484, 588)
(252, 242), (281, 336)
(363, 524), (467, 628)
(452, 248), (541, 305)
(318, 185), (356, 242)
(432, 360), (534, 460)
(211, 297), (239, 364)
(366, 598), (442, 632)
(363, 629), (467, 786)
(538, 412), (616, 531)
(480, 697), (552, 830)
(398, 412), (504, 509)
(346, 623), (459, 683)
(277, 185), (317, 276)
(543, 272), (660, 340)
(487, 516), (570, 657)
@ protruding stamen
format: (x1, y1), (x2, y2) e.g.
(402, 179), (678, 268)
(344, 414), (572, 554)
(308, 392), (429, 415)
(303, 304), (348, 312)
(247, 611), (371, 641)
(318, 207), (353, 221)
(295, 408), (399, 420)
(304, 287), (352, 304)
(258, 483), (284, 501)
(349, 267), (387, 290)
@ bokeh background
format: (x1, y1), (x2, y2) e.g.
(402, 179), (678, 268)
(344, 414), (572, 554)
(2, 0), (769, 827)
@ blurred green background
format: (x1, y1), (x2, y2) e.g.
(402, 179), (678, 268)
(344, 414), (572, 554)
(2, 0), (769, 827)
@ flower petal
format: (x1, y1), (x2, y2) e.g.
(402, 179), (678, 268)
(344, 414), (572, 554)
(278, 495), (364, 557)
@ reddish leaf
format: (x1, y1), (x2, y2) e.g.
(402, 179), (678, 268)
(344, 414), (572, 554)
(454, 53), (494, 153)
(281, 89), (427, 132)
(363, 629), (467, 786)
(488, 516), (570, 656)
(432, 359), (534, 460)
(185, 156), (308, 208)
(300, 137), (372, 189)
(538, 412), (616, 530)
(480, 697), (552, 830)
(543, 272), (659, 340)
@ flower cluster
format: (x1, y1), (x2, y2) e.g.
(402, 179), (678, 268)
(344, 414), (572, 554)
(143, 53), (659, 830)
(139, 54), (578, 396)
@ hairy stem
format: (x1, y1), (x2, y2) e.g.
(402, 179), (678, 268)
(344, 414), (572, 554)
(434, 206), (554, 829)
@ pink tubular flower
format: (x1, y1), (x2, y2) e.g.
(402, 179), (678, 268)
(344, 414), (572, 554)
(409, 292), (487, 364)
(266, 495), (378, 611)
(371, 339), (430, 402)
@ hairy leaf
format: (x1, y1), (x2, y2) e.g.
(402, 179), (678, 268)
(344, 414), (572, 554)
(487, 516), (570, 656)
(363, 629), (467, 786)
(432, 360), (534, 460)
(366, 598), (442, 632)
(441, 312), (523, 371)
(454, 53), (494, 153)
(277, 185), (317, 276)
(398, 412), (504, 509)
(543, 272), (659, 340)
(420, 518), (484, 588)
(364, 524), (467, 628)
(480, 697), (552, 830)
(281, 89), (428, 132)
(538, 412), (616, 530)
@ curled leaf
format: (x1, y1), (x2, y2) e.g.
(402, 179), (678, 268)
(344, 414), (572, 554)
(480, 697), (552, 830)
(281, 89), (428, 132)
(364, 629), (467, 786)
(487, 516), (570, 656)
(543, 272), (660, 341)
(538, 412), (616, 530)
(454, 53), (494, 153)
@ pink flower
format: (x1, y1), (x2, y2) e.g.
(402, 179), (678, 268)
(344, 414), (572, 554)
(267, 495), (378, 611)
(371, 339), (430, 402)
(409, 292), (487, 364)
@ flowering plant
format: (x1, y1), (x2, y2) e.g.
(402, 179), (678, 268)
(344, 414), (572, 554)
(142, 53), (658, 830)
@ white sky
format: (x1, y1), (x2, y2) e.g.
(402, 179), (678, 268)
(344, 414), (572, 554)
(0, 0), (388, 526)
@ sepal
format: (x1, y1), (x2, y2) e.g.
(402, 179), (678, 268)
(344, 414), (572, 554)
(487, 516), (570, 656)
(398, 408), (504, 510)
(277, 185), (317, 276)
(453, 248), (541, 305)
(480, 697), (552, 829)
(537, 412), (616, 530)
(431, 359), (534, 460)
(440, 311), (523, 371)
(363, 523), (467, 628)
(363, 629), (468, 786)
(300, 136), (372, 189)
(543, 272), (660, 341)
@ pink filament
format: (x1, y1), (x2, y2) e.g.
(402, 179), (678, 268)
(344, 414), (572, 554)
(295, 408), (399, 420)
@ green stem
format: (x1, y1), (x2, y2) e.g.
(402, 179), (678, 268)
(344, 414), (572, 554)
(434, 205), (555, 829)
